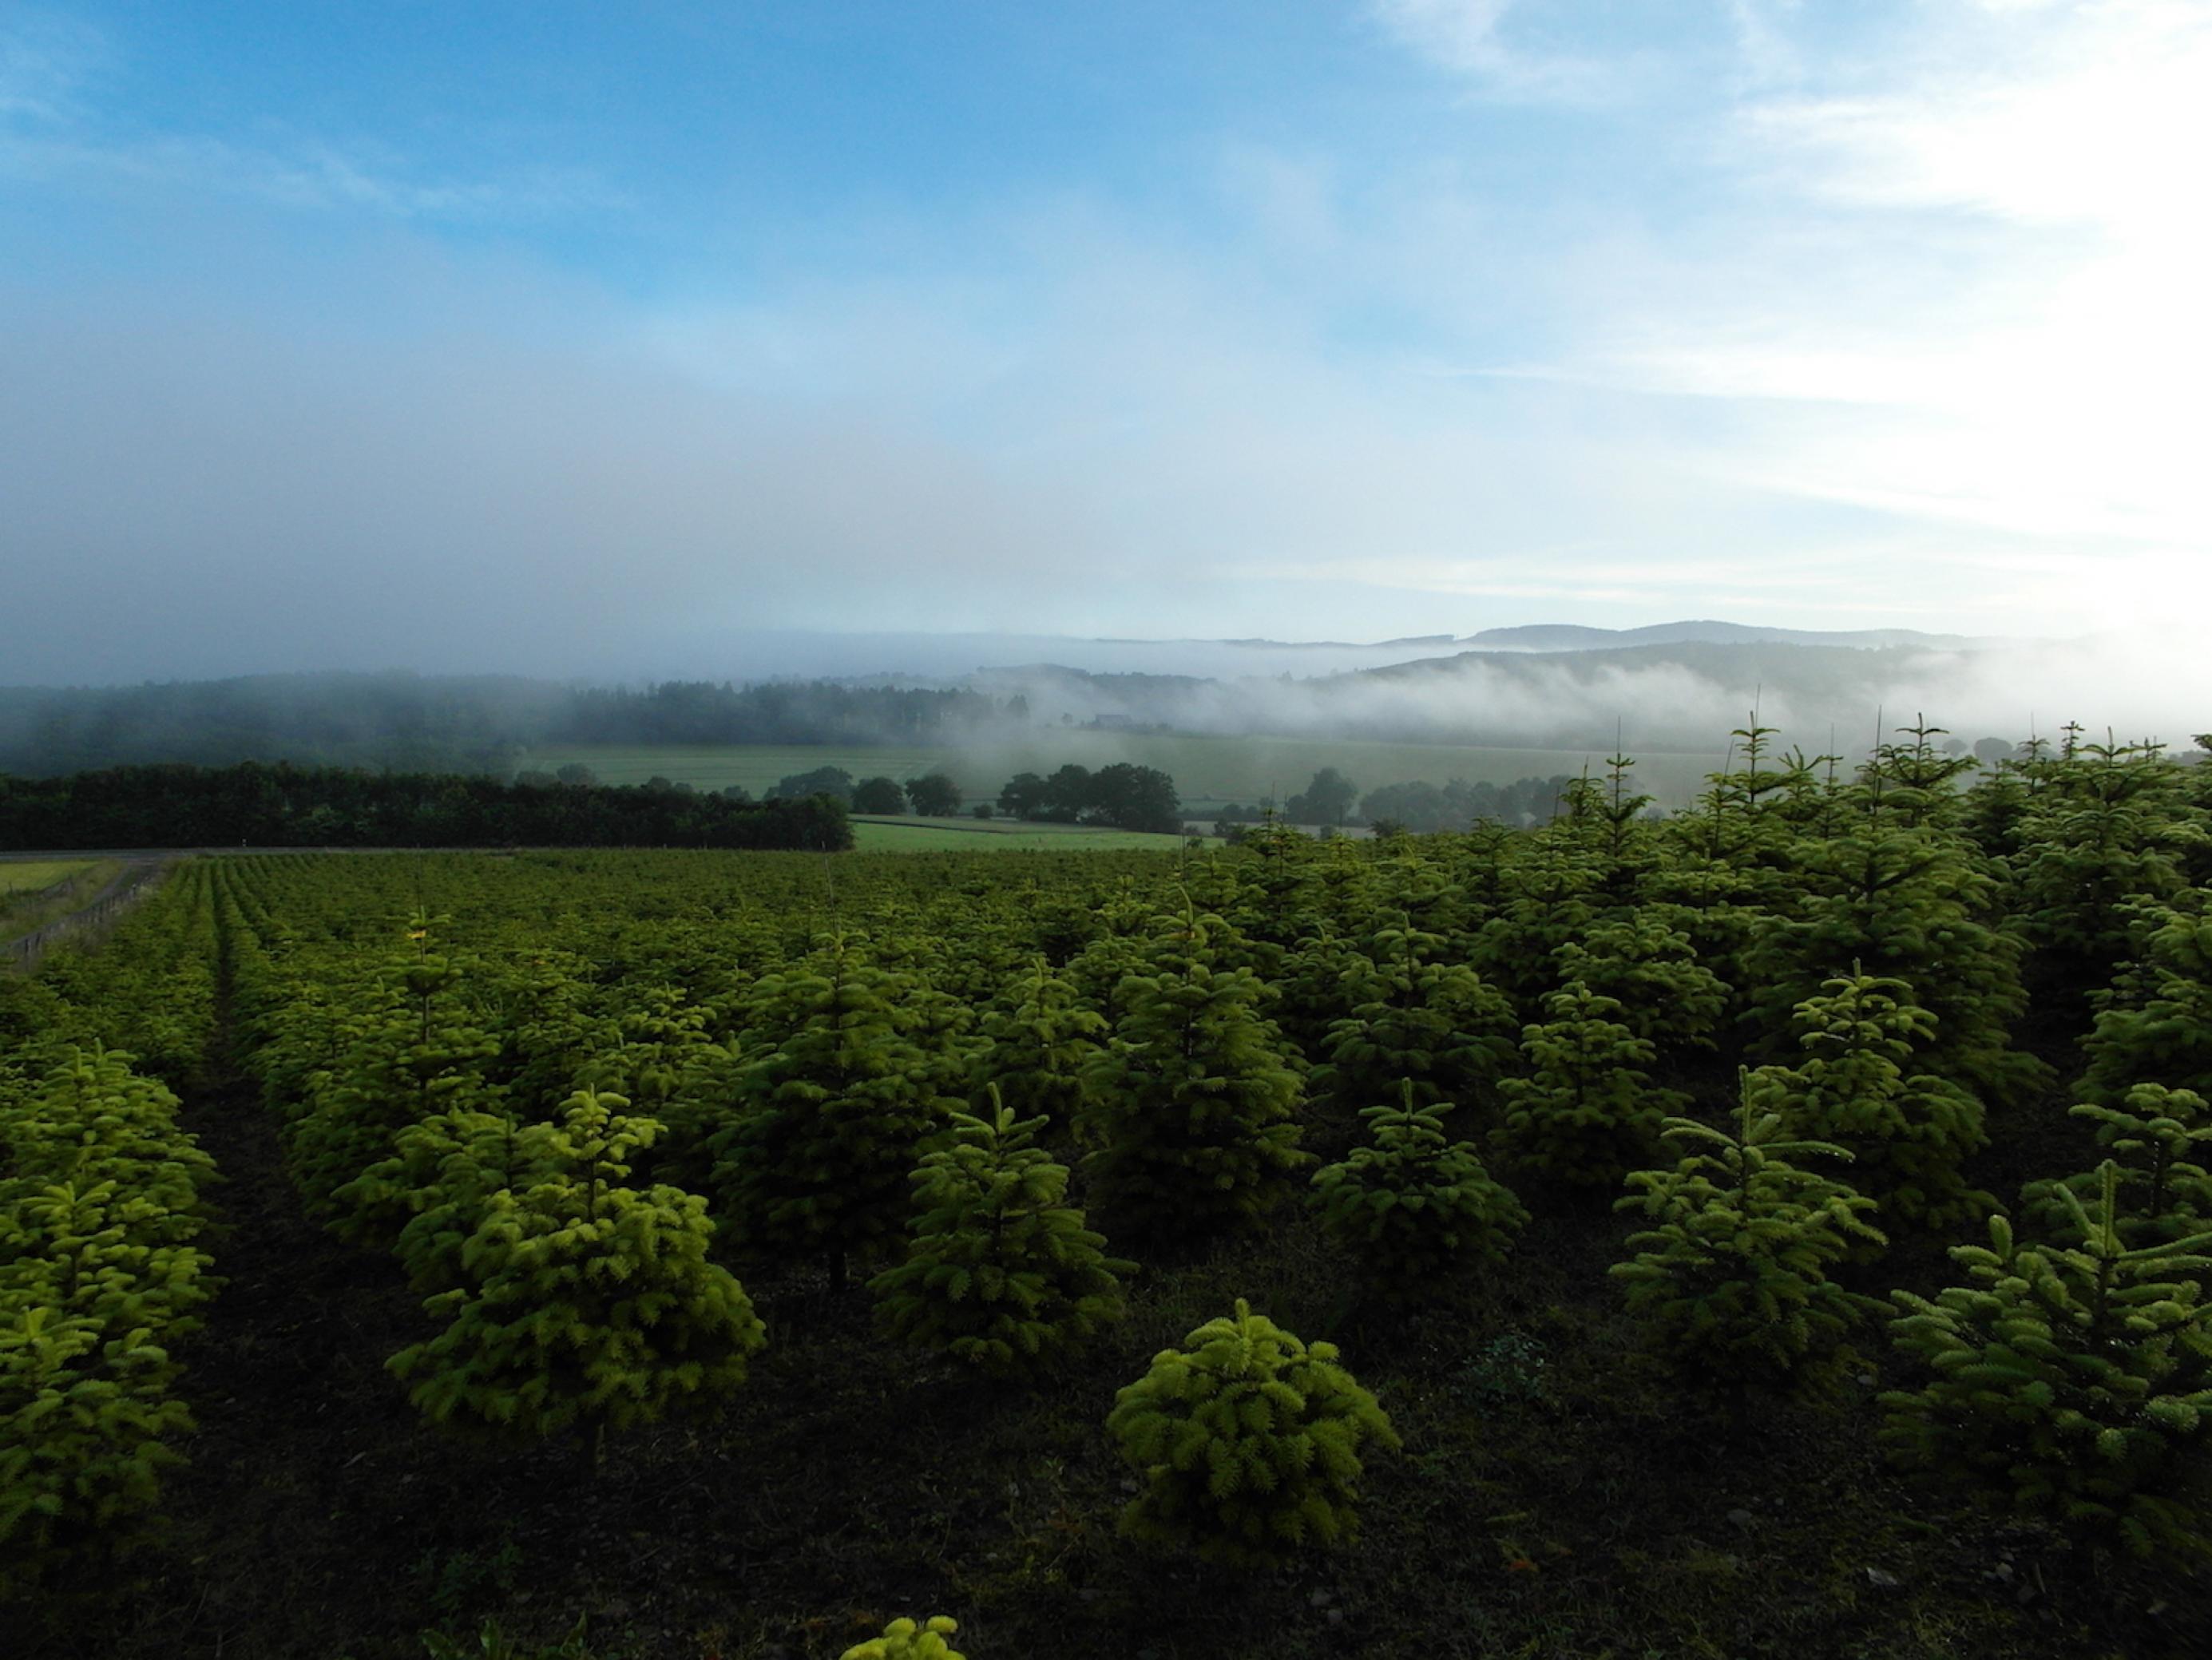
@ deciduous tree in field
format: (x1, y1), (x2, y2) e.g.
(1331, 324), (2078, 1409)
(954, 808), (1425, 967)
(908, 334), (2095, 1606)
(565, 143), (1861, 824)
(768, 765), (855, 803)
(852, 775), (908, 814)
(904, 772), (962, 816)
(1284, 767), (1358, 828)
(997, 771), (1050, 819)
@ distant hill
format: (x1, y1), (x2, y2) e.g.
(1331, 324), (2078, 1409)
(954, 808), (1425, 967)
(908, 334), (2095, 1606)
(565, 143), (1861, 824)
(1458, 620), (1988, 652)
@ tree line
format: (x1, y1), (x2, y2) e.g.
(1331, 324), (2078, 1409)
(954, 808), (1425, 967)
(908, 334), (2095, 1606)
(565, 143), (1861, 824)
(730, 760), (1187, 835)
(1211, 767), (1582, 835)
(0, 763), (852, 851)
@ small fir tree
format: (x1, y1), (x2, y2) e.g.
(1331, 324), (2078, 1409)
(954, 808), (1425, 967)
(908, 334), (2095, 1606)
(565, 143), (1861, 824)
(1881, 1163), (2212, 1563)
(1309, 1082), (1528, 1306)
(969, 958), (1106, 1125)
(287, 916), (503, 1236)
(870, 1091), (1131, 1381)
(1080, 911), (1308, 1243)
(1611, 1082), (1885, 1399)
(363, 1110), (565, 1294)
(839, 1616), (965, 1660)
(390, 1091), (766, 1464)
(1316, 917), (1518, 1115)
(1491, 983), (1683, 1191)
(2007, 737), (2194, 1000)
(0, 1306), (192, 1592)
(704, 937), (948, 1289)
(1550, 913), (1729, 1068)
(1107, 1299), (1401, 1568)
(2020, 1084), (2212, 1250)
(1742, 833), (2046, 1111)
(5, 1046), (218, 1239)
(1746, 969), (1992, 1233)
(2078, 901), (2212, 1108)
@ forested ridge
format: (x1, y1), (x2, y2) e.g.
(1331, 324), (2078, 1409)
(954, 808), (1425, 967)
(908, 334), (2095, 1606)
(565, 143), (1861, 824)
(0, 676), (1021, 777)
(5, 723), (2212, 1658)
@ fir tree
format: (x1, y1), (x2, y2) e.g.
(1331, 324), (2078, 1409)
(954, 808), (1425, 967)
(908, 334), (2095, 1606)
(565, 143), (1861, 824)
(1746, 969), (1992, 1232)
(839, 1616), (965, 1660)
(1856, 715), (1979, 832)
(287, 915), (502, 1236)
(1742, 833), (2046, 1111)
(4, 1046), (218, 1241)
(1080, 910), (1308, 1244)
(1881, 1164), (2212, 1563)
(1550, 913), (1729, 1068)
(1611, 1082), (1885, 1399)
(2020, 1084), (2212, 1250)
(1315, 916), (1517, 1117)
(1468, 846), (1602, 1012)
(704, 937), (948, 1289)
(1491, 982), (1682, 1191)
(969, 958), (1106, 1125)
(1107, 1299), (1400, 1569)
(347, 1110), (565, 1294)
(390, 1090), (767, 1464)
(2006, 736), (2194, 1000)
(870, 1091), (1130, 1381)
(1309, 1082), (1527, 1307)
(0, 1306), (192, 1593)
(2078, 899), (2212, 1108)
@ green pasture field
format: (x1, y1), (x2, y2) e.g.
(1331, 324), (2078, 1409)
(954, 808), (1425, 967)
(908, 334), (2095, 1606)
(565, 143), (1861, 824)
(848, 814), (1203, 853)
(0, 859), (97, 894)
(517, 731), (1728, 814)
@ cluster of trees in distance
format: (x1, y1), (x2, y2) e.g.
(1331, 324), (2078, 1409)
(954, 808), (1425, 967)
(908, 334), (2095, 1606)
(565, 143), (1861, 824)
(743, 760), (1186, 834)
(0, 763), (851, 851)
(993, 763), (1183, 834)
(1213, 768), (1584, 834)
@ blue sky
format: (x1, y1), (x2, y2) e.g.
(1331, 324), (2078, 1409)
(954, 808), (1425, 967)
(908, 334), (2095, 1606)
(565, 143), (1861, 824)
(2, 2), (2207, 683)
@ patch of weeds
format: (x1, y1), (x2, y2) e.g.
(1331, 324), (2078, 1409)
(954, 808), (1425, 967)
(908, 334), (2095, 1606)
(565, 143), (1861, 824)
(1453, 1331), (1550, 1407)
(411, 1539), (526, 1622)
(419, 1614), (592, 1660)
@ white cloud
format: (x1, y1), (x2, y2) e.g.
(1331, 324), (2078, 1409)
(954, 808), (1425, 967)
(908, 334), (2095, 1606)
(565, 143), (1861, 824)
(1722, 0), (1804, 89)
(1523, 0), (2212, 635)
(1366, 0), (1621, 101)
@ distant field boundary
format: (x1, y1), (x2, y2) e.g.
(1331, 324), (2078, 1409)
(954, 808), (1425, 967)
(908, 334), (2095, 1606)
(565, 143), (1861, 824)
(516, 735), (1727, 813)
(2, 856), (172, 972)
(847, 815), (1205, 853)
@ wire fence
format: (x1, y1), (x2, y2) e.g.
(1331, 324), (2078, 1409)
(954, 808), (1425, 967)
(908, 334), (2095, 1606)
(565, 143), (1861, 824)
(2, 859), (174, 972)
